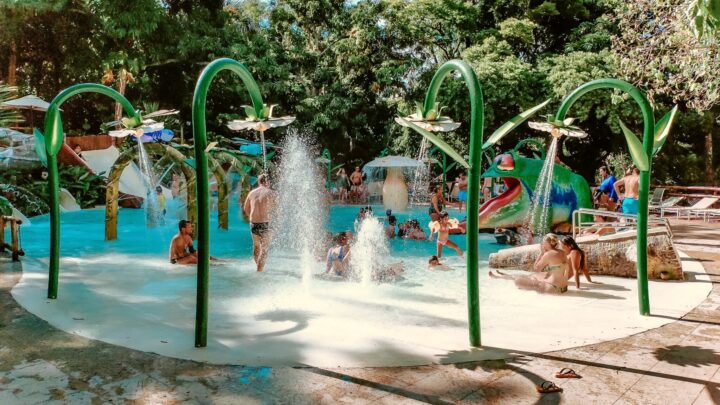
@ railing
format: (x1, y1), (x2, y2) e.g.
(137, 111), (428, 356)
(572, 208), (673, 239)
(654, 185), (720, 195)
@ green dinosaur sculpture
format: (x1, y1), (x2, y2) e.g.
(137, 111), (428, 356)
(479, 152), (592, 230)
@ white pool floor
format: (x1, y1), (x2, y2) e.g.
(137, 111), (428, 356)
(10, 206), (712, 367)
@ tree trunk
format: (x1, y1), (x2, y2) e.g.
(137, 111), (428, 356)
(8, 40), (16, 87)
(706, 131), (715, 185)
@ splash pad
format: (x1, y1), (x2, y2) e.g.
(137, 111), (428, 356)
(11, 136), (710, 367)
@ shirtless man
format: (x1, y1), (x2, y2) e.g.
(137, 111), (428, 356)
(350, 167), (363, 193)
(457, 173), (468, 210)
(244, 174), (275, 272)
(614, 166), (640, 215)
(169, 220), (198, 264)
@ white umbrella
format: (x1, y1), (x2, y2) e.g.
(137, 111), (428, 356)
(1, 95), (51, 111)
(0, 95), (53, 128)
(363, 155), (422, 168)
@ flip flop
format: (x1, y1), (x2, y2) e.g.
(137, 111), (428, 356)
(536, 381), (563, 394)
(555, 368), (582, 379)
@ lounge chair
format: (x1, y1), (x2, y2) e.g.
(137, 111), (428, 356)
(662, 196), (719, 219)
(649, 188), (665, 206)
(698, 209), (720, 222)
(650, 196), (684, 216)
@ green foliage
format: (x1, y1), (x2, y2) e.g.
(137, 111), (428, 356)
(603, 151), (633, 180)
(0, 0), (716, 185)
(57, 164), (107, 208)
(0, 196), (13, 216)
(0, 85), (21, 127)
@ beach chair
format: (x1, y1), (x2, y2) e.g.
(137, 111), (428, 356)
(649, 188), (665, 206)
(699, 209), (720, 222)
(662, 196), (719, 219)
(650, 196), (684, 216)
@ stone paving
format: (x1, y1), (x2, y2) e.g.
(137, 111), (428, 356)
(0, 219), (719, 404)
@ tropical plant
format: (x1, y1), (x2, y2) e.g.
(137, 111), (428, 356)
(0, 84), (20, 127)
(57, 164), (106, 209)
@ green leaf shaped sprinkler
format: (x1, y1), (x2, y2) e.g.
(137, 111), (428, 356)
(227, 103), (296, 132)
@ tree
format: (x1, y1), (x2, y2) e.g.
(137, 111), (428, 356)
(613, 0), (720, 184)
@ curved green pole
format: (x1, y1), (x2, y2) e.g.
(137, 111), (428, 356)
(44, 83), (140, 299)
(423, 60), (484, 346)
(555, 79), (655, 315)
(192, 58), (265, 347)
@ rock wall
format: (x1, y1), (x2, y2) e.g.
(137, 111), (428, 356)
(488, 228), (682, 279)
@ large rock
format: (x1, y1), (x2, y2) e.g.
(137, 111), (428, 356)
(488, 228), (682, 279)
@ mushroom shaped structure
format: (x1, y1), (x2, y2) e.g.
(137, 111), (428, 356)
(364, 156), (422, 212)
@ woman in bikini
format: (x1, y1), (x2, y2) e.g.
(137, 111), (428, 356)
(561, 236), (593, 289)
(489, 234), (569, 294)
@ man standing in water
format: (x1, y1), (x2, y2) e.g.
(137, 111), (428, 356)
(614, 166), (640, 215)
(244, 174), (275, 272)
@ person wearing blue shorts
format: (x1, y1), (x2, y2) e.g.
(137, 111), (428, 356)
(614, 166), (640, 215)
(456, 173), (468, 211)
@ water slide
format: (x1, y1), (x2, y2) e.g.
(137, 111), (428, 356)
(82, 146), (150, 199)
(59, 188), (81, 212)
(11, 207), (30, 226)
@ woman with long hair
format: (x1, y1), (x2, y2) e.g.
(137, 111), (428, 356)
(336, 168), (350, 203)
(489, 234), (569, 294)
(561, 236), (593, 288)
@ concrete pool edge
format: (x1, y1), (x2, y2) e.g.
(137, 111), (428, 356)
(8, 247), (711, 368)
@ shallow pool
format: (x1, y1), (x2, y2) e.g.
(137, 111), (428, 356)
(10, 199), (712, 367)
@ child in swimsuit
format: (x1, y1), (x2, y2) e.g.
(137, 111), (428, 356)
(325, 233), (351, 276)
(428, 211), (463, 258)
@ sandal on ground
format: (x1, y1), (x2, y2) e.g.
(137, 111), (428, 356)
(555, 368), (582, 379)
(536, 381), (563, 394)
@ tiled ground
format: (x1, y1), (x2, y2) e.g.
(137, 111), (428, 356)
(0, 219), (718, 404)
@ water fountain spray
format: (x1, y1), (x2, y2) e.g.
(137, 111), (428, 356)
(525, 123), (588, 236)
(271, 132), (327, 286)
(350, 214), (390, 286)
(409, 138), (431, 206)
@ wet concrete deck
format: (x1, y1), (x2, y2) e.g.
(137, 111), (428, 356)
(1, 218), (719, 404)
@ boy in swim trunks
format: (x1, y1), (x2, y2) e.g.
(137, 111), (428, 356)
(428, 211), (463, 258)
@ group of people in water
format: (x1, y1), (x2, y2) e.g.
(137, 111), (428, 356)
(165, 159), (624, 294)
(168, 173), (273, 272)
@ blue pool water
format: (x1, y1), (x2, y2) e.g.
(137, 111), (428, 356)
(17, 200), (500, 263)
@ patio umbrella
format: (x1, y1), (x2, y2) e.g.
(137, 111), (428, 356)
(0, 95), (52, 128)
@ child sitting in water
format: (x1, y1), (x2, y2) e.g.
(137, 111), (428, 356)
(405, 220), (426, 240)
(325, 232), (351, 277)
(428, 255), (451, 270)
(385, 215), (397, 238)
(428, 211), (463, 258)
